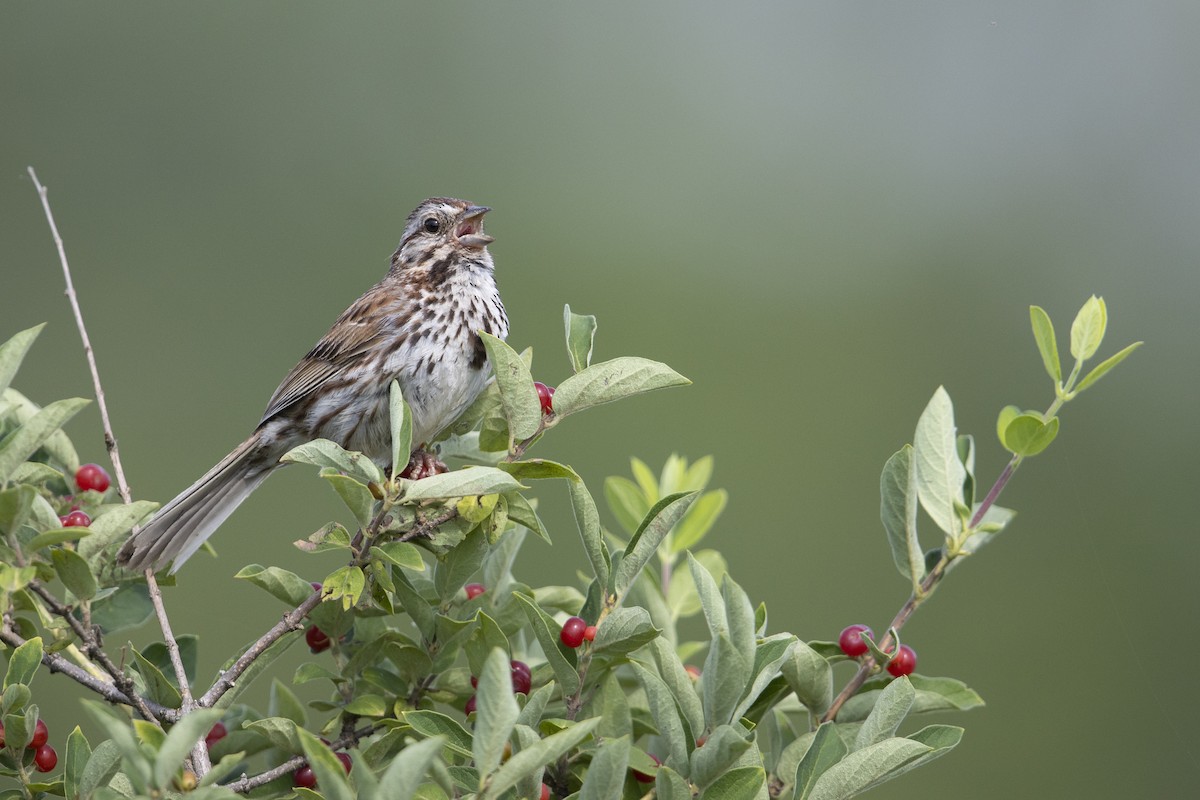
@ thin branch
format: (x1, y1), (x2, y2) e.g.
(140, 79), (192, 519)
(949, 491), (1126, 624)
(26, 581), (165, 727)
(27, 166), (132, 504)
(223, 723), (383, 793)
(197, 590), (324, 708)
(0, 622), (178, 721)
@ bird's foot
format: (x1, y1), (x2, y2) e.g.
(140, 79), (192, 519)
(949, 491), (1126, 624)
(399, 448), (448, 481)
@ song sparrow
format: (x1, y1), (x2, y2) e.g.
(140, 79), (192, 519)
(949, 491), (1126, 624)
(118, 198), (509, 573)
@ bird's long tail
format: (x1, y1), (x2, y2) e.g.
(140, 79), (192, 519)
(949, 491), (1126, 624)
(117, 436), (271, 573)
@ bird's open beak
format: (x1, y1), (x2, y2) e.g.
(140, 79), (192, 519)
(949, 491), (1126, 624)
(456, 205), (494, 248)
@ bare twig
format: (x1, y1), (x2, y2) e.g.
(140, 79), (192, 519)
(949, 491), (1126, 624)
(0, 622), (178, 721)
(27, 166), (132, 503)
(29, 166), (202, 766)
(197, 590), (324, 708)
(222, 723), (383, 793)
(26, 581), (165, 727)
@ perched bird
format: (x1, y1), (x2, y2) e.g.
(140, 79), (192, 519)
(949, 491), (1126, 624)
(118, 198), (508, 573)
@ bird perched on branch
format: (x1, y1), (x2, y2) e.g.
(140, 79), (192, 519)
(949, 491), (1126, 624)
(118, 197), (508, 572)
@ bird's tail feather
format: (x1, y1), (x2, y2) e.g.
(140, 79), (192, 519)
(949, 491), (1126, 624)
(117, 436), (269, 573)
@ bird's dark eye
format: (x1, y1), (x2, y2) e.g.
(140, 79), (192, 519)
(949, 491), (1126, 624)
(422, 217), (440, 233)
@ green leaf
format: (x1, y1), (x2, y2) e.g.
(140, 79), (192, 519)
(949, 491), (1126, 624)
(377, 735), (446, 800)
(323, 470), (376, 526)
(434, 526), (487, 602)
(564, 304), (598, 374)
(0, 564), (36, 592)
(552, 357), (691, 418)
(473, 648), (521, 783)
(839, 674), (984, 721)
(130, 648), (182, 709)
(630, 662), (689, 773)
(591, 606), (659, 659)
(733, 635), (796, 721)
(504, 491), (550, 544)
(4, 636), (42, 688)
(616, 492), (697, 598)
(514, 594), (579, 697)
(269, 678), (307, 727)
(666, 548), (727, 619)
(298, 728), (355, 800)
(0, 485), (36, 539)
(279, 438), (384, 486)
(578, 732), (628, 800)
(1073, 340), (1142, 395)
(403, 711), (474, 759)
(234, 564), (318, 607)
(78, 501), (158, 560)
(78, 740), (122, 799)
(82, 700), (153, 789)
(51, 547), (99, 600)
(0, 397), (90, 481)
(703, 632), (749, 730)
(391, 380), (413, 479)
(656, 765), (692, 800)
(497, 459), (580, 482)
(478, 331), (542, 441)
(401, 467), (522, 501)
(567, 478), (609, 588)
(1002, 413), (1059, 457)
(782, 639), (833, 717)
(807, 737), (934, 800)
(482, 718), (600, 799)
(648, 638), (705, 737)
(698, 767), (765, 800)
(63, 725), (91, 799)
(880, 445), (923, 592)
(688, 551), (728, 640)
(854, 676), (915, 750)
(603, 475), (648, 535)
(670, 489), (727, 553)
(89, 582), (154, 634)
(26, 527), (90, 551)
(793, 722), (848, 800)
(1070, 294), (1107, 361)
(323, 565), (366, 610)
(691, 725), (752, 790)
(372, 541), (426, 571)
(1029, 305), (1062, 382)
(154, 708), (224, 789)
(912, 386), (966, 537)
(0, 324), (45, 399)
(722, 574), (757, 670)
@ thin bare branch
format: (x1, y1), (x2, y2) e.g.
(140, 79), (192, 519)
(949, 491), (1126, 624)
(0, 622), (178, 721)
(223, 723), (382, 793)
(27, 166), (132, 504)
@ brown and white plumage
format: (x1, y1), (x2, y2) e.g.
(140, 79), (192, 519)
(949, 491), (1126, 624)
(118, 198), (508, 573)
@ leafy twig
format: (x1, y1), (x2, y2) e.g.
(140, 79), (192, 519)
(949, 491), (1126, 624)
(223, 722), (383, 793)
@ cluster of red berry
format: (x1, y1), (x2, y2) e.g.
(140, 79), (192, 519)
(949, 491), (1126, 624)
(559, 616), (596, 649)
(464, 659), (532, 714)
(56, 463), (113, 528)
(0, 718), (57, 772)
(838, 624), (918, 677)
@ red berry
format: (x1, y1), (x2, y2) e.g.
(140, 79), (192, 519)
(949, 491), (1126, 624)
(470, 675), (478, 688)
(534, 382), (555, 415)
(305, 625), (331, 653)
(204, 721), (227, 750)
(838, 624), (874, 658)
(540, 783), (551, 800)
(75, 463), (111, 493)
(61, 510), (91, 528)
(311, 582), (323, 593)
(465, 583), (486, 600)
(583, 625), (597, 643)
(633, 753), (661, 783)
(293, 764), (317, 789)
(560, 616), (587, 648)
(0, 721), (5, 747)
(336, 752), (352, 774)
(886, 644), (918, 677)
(28, 719), (48, 749)
(464, 695), (477, 714)
(511, 660), (531, 694)
(34, 743), (57, 773)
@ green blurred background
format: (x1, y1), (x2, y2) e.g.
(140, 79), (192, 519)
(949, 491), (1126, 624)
(3, 2), (1197, 796)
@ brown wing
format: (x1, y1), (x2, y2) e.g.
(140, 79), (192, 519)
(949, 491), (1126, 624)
(258, 290), (388, 426)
